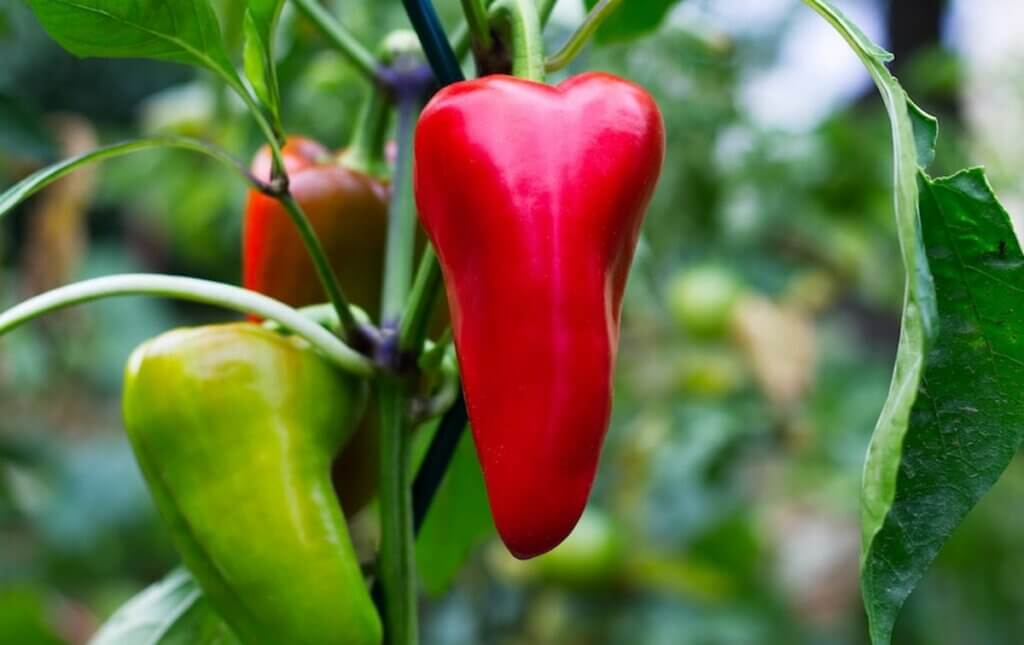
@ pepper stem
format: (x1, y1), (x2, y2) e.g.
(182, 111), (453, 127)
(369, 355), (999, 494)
(488, 0), (545, 81)
(291, 0), (378, 82)
(545, 0), (624, 73)
(339, 83), (392, 179)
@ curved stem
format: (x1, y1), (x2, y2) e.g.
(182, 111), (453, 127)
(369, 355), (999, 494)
(489, 0), (545, 81)
(379, 97), (422, 324)
(401, 0), (465, 85)
(291, 0), (379, 82)
(0, 274), (373, 376)
(277, 195), (360, 339)
(0, 137), (260, 221)
(460, 0), (493, 51)
(545, 0), (623, 72)
(340, 83), (392, 178)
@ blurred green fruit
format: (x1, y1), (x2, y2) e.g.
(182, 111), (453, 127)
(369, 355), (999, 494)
(677, 348), (747, 398)
(666, 265), (744, 338)
(532, 509), (624, 589)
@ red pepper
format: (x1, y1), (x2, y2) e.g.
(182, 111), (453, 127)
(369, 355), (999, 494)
(414, 73), (664, 559)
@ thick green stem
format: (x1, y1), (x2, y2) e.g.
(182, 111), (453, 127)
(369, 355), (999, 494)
(545, 0), (623, 72)
(379, 98), (422, 324)
(399, 247), (444, 353)
(0, 274), (373, 376)
(292, 0), (379, 82)
(460, 0), (493, 51)
(377, 379), (417, 645)
(277, 195), (360, 339)
(340, 84), (392, 178)
(488, 0), (545, 81)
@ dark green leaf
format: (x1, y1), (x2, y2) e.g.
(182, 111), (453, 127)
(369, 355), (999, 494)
(415, 428), (494, 596)
(90, 569), (240, 645)
(243, 0), (284, 124)
(861, 168), (1024, 643)
(583, 0), (682, 43)
(24, 0), (239, 85)
(908, 98), (938, 171)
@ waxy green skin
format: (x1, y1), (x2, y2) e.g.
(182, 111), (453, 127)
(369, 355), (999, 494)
(123, 323), (381, 645)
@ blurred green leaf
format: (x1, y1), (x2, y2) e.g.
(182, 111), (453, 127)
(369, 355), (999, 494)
(583, 0), (682, 43)
(243, 0), (284, 125)
(0, 94), (54, 163)
(0, 587), (63, 645)
(90, 569), (240, 645)
(415, 428), (493, 596)
(24, 0), (241, 85)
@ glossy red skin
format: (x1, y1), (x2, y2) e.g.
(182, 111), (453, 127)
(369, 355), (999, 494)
(244, 137), (390, 318)
(414, 73), (665, 559)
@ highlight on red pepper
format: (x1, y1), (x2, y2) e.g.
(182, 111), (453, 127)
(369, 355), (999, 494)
(415, 72), (665, 559)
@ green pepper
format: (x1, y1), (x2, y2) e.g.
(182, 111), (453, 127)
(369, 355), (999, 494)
(122, 323), (381, 645)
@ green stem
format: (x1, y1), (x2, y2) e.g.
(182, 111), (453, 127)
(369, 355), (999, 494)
(377, 379), (417, 645)
(544, 0), (623, 72)
(398, 247), (443, 353)
(0, 274), (373, 376)
(339, 83), (392, 178)
(277, 195), (360, 339)
(226, 75), (287, 177)
(488, 0), (545, 81)
(291, 0), (379, 82)
(379, 98), (422, 324)
(460, 0), (493, 51)
(0, 137), (260, 220)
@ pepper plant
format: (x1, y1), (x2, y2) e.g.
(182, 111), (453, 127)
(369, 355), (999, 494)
(1, 1), (1022, 644)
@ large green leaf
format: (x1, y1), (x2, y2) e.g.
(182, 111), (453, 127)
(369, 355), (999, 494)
(583, 0), (681, 43)
(90, 569), (240, 645)
(805, 1), (1024, 643)
(861, 169), (1024, 643)
(415, 427), (494, 596)
(24, 0), (240, 84)
(243, 0), (284, 124)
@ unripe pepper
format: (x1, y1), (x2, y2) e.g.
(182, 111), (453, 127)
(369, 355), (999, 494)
(122, 324), (382, 645)
(415, 73), (665, 559)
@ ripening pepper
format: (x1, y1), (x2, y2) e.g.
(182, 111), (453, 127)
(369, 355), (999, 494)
(122, 323), (382, 645)
(414, 73), (665, 559)
(244, 136), (390, 317)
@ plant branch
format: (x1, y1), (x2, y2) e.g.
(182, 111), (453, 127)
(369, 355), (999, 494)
(412, 390), (469, 532)
(379, 96), (424, 325)
(0, 274), (373, 376)
(291, 0), (379, 82)
(401, 0), (465, 85)
(398, 248), (444, 353)
(545, 0), (623, 72)
(0, 137), (263, 221)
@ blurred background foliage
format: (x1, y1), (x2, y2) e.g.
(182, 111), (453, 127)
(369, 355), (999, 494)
(2, 0), (1023, 643)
